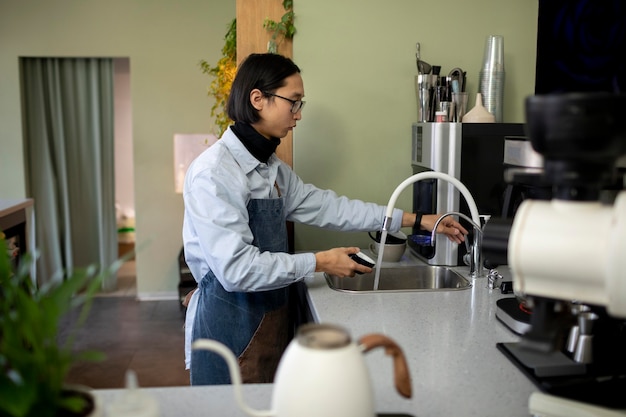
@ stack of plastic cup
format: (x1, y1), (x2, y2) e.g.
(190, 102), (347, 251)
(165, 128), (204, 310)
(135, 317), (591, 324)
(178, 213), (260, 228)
(478, 35), (505, 123)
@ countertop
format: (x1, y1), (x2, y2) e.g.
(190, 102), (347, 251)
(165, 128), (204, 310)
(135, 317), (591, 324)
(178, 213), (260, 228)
(95, 251), (537, 416)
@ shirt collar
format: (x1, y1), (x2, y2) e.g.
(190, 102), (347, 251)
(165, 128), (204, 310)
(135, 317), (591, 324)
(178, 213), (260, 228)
(221, 127), (278, 174)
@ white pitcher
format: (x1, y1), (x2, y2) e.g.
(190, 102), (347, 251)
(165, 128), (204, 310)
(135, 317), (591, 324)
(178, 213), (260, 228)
(192, 323), (412, 417)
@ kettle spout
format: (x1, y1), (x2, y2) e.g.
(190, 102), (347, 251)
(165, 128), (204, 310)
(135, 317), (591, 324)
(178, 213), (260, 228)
(359, 334), (413, 398)
(192, 339), (274, 417)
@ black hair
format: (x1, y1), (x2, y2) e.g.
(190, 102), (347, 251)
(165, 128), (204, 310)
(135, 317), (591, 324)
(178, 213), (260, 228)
(227, 53), (301, 124)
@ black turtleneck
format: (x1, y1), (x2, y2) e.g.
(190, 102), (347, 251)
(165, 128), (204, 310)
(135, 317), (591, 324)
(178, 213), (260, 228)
(231, 122), (281, 163)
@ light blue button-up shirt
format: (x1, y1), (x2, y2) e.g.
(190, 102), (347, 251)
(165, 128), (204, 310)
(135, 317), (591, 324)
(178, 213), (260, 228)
(182, 127), (404, 292)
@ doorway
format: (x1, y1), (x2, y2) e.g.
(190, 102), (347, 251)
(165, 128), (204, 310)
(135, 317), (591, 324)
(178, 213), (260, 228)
(20, 57), (136, 293)
(113, 58), (137, 296)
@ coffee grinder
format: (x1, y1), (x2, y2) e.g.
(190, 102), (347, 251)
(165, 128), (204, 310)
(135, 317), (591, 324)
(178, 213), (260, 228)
(483, 92), (626, 414)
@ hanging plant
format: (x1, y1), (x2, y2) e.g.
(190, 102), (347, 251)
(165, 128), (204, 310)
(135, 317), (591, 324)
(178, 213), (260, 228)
(263, 0), (296, 53)
(201, 2), (297, 135)
(200, 18), (237, 137)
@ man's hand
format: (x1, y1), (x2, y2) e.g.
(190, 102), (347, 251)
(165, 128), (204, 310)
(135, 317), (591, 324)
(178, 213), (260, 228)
(402, 212), (468, 244)
(315, 247), (372, 277)
(422, 214), (468, 244)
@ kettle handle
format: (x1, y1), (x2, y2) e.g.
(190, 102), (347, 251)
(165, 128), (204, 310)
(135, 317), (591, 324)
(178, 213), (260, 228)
(359, 334), (412, 398)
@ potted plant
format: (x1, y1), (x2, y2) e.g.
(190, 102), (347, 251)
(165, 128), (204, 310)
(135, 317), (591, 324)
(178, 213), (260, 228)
(0, 242), (120, 417)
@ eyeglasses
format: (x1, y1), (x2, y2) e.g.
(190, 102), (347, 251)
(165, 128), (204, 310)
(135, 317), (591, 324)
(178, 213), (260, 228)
(263, 92), (306, 113)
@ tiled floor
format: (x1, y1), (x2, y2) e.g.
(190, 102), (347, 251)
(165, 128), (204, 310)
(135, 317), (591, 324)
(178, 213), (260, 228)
(60, 261), (191, 389)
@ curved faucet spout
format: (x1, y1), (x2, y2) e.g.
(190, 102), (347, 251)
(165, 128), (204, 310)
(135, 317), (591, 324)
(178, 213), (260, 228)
(382, 171), (482, 278)
(431, 211), (484, 278)
(382, 172), (480, 231)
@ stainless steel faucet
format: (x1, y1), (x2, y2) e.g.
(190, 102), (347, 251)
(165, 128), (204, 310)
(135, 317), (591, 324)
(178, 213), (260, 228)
(430, 211), (485, 278)
(381, 171), (482, 277)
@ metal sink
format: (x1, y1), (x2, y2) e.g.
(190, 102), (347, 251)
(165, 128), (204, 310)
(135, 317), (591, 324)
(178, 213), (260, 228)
(325, 265), (471, 293)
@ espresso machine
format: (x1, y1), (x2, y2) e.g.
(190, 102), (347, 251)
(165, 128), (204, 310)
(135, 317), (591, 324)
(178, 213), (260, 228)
(409, 122), (525, 266)
(501, 136), (552, 218)
(483, 93), (626, 415)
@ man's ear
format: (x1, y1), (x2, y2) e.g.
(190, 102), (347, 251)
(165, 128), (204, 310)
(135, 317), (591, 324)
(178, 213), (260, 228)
(250, 89), (264, 111)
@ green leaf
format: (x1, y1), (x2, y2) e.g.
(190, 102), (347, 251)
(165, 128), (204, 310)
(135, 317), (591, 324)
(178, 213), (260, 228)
(200, 17), (236, 136)
(0, 374), (38, 417)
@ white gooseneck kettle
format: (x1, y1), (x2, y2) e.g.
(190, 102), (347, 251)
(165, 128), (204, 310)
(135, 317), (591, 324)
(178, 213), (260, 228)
(193, 323), (412, 417)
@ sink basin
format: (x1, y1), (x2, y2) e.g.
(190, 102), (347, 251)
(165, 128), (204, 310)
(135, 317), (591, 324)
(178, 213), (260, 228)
(325, 266), (471, 293)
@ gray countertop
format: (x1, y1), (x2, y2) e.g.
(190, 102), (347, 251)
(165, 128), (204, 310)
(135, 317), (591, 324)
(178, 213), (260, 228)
(95, 251), (537, 416)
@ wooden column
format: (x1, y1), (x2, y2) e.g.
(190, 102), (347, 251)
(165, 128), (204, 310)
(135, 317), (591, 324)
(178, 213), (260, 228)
(237, 0), (296, 251)
(236, 0), (293, 168)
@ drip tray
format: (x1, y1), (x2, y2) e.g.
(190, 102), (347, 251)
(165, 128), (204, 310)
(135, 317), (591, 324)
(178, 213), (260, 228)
(497, 342), (626, 409)
(495, 297), (532, 335)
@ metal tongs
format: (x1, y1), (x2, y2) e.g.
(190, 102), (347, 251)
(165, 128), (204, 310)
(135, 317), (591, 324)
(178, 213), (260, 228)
(415, 43), (432, 75)
(447, 67), (466, 93)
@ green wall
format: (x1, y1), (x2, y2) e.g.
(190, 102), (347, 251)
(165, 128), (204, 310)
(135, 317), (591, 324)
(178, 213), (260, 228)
(0, 0), (538, 296)
(292, 0), (538, 251)
(0, 0), (235, 297)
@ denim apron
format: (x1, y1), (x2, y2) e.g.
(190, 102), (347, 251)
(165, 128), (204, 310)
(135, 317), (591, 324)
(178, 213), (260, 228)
(190, 194), (306, 385)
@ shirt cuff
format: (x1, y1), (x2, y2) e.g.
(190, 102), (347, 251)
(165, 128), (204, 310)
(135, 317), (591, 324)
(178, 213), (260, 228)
(294, 251), (317, 278)
(388, 207), (404, 231)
